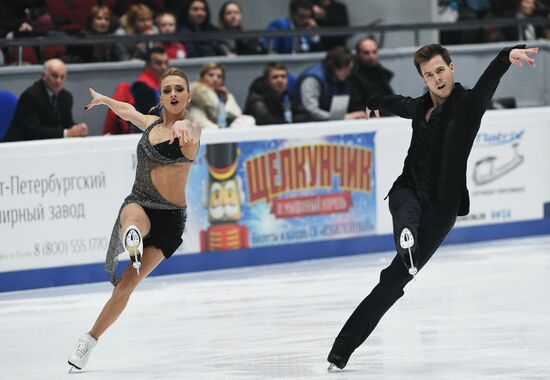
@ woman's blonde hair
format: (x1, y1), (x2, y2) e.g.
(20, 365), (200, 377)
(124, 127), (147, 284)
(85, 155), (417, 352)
(199, 62), (225, 83)
(124, 4), (153, 34)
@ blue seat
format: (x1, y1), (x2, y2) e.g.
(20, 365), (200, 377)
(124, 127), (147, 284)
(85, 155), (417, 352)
(0, 90), (18, 142)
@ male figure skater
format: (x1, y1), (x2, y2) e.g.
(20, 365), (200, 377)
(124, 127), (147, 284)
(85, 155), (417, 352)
(327, 44), (538, 370)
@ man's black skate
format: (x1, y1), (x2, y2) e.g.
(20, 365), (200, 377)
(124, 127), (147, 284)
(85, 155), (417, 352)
(327, 339), (354, 371)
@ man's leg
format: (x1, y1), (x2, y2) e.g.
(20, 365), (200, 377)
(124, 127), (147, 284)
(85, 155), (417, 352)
(328, 188), (456, 369)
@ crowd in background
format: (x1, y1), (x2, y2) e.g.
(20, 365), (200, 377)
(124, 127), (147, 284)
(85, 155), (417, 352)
(0, 0), (548, 141)
(439, 0), (550, 44)
(0, 0), (351, 65)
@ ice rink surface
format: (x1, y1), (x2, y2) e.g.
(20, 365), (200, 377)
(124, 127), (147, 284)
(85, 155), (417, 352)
(1, 235), (549, 380)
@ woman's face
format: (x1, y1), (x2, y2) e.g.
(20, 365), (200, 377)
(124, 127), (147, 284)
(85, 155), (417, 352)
(157, 14), (176, 34)
(160, 75), (190, 115)
(189, 1), (207, 24)
(223, 3), (241, 29)
(135, 12), (153, 33)
(92, 10), (110, 34)
(202, 68), (224, 89)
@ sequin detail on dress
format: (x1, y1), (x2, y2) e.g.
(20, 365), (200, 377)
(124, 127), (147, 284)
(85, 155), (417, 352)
(105, 119), (195, 285)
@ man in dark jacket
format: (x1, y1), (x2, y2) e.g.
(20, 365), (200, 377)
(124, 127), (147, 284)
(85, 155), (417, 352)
(327, 43), (538, 370)
(347, 36), (394, 114)
(131, 47), (168, 116)
(3, 58), (87, 142)
(244, 63), (310, 126)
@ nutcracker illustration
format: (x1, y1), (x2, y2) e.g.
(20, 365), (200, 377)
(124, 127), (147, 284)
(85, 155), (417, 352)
(200, 143), (248, 252)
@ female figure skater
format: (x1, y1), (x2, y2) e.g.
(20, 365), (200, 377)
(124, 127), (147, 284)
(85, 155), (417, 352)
(68, 67), (201, 371)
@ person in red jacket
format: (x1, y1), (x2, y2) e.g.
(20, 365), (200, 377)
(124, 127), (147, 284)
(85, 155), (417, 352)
(327, 44), (538, 371)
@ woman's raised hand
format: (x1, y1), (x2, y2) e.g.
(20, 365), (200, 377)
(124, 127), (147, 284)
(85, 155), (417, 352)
(169, 119), (201, 146)
(84, 88), (105, 110)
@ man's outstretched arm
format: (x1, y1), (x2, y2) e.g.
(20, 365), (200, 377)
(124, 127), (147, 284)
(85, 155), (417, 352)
(469, 45), (538, 115)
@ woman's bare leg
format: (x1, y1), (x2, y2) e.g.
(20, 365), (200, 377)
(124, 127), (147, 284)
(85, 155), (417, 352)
(119, 203), (151, 239)
(88, 203), (156, 340)
(89, 246), (164, 339)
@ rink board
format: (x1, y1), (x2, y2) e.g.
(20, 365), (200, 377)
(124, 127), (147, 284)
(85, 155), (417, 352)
(1, 108), (549, 291)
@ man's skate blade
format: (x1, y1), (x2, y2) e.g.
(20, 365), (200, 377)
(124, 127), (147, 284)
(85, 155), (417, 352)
(68, 361), (82, 372)
(327, 363), (342, 372)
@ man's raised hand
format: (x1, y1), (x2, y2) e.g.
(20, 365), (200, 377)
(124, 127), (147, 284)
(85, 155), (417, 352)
(509, 47), (538, 68)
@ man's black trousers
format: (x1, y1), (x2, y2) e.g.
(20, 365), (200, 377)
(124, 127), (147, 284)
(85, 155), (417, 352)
(332, 187), (457, 357)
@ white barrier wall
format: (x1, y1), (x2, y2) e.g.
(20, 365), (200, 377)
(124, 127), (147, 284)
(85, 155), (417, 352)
(1, 108), (549, 291)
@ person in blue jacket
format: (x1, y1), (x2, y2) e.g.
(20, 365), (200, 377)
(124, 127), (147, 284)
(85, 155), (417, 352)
(264, 0), (323, 54)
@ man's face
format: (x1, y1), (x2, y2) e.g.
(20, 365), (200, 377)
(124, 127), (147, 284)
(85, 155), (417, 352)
(266, 69), (288, 94)
(357, 39), (378, 66)
(419, 55), (455, 102)
(291, 7), (313, 28)
(42, 61), (67, 93)
(148, 53), (169, 78)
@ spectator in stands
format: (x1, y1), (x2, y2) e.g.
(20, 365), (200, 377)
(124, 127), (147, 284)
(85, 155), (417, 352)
(499, 0), (548, 41)
(0, 1), (52, 35)
(0, 1), (54, 64)
(3, 58), (87, 142)
(115, 3), (158, 61)
(218, 1), (267, 56)
(0, 2), (36, 35)
(312, 0), (350, 50)
(177, 0), (225, 58)
(64, 5), (124, 63)
(189, 62), (242, 130)
(132, 47), (169, 119)
(155, 12), (187, 59)
(111, 0), (165, 18)
(348, 36), (394, 115)
(439, 0), (494, 44)
(264, 0), (323, 54)
(294, 46), (365, 121)
(245, 62), (311, 125)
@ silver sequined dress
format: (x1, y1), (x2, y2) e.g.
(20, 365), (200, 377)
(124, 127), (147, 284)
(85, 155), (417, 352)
(105, 119), (194, 285)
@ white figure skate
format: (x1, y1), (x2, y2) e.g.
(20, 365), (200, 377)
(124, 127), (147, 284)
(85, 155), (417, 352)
(399, 227), (418, 276)
(123, 225), (143, 275)
(68, 332), (97, 372)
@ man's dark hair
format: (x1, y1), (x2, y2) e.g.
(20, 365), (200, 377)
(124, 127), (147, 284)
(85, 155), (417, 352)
(290, 0), (314, 14)
(263, 62), (288, 79)
(323, 46), (353, 73)
(413, 44), (452, 75)
(145, 47), (167, 63)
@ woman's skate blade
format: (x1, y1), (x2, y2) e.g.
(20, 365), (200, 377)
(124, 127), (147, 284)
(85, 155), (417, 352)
(124, 227), (143, 275)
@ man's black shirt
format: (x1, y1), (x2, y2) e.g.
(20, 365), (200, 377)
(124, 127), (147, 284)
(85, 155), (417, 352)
(368, 45), (523, 216)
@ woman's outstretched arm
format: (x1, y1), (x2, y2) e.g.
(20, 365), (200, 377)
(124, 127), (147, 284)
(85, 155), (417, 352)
(85, 88), (158, 131)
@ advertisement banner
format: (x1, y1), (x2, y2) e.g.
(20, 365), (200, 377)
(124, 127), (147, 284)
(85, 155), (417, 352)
(0, 137), (138, 272)
(184, 133), (377, 253)
(458, 110), (547, 226)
